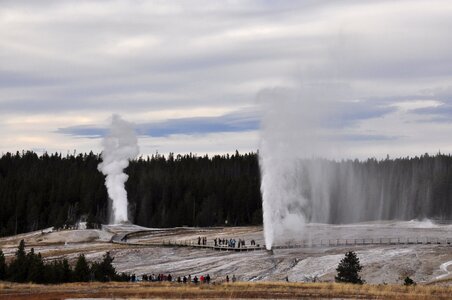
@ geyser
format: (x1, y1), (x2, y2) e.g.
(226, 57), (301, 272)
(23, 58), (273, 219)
(258, 84), (377, 249)
(258, 86), (340, 250)
(98, 114), (139, 224)
(259, 85), (452, 250)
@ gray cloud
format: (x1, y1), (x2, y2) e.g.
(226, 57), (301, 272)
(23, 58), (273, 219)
(57, 108), (260, 138)
(1, 0), (452, 156)
(411, 104), (452, 123)
(324, 101), (397, 128)
(341, 134), (401, 142)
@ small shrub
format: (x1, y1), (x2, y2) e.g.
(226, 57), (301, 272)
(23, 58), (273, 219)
(403, 276), (415, 286)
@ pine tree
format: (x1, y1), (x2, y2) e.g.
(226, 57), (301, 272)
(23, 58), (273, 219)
(44, 261), (62, 284)
(26, 249), (44, 283)
(100, 252), (116, 281)
(335, 251), (364, 284)
(62, 258), (73, 283)
(16, 240), (26, 260)
(92, 252), (117, 282)
(8, 239), (28, 282)
(74, 254), (90, 282)
(0, 249), (6, 280)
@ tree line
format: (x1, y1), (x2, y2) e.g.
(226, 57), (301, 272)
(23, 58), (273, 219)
(0, 240), (128, 283)
(0, 150), (261, 237)
(299, 152), (452, 223)
(1, 151), (452, 237)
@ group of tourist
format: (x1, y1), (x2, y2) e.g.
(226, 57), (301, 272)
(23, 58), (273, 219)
(214, 238), (258, 248)
(197, 236), (207, 245)
(226, 275), (237, 283)
(133, 274), (173, 282)
(197, 236), (260, 248)
(130, 273), (214, 283)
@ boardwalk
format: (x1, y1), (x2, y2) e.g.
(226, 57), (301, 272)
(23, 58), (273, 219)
(111, 230), (452, 252)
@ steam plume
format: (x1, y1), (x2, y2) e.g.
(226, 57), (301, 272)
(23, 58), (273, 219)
(259, 84), (346, 249)
(98, 114), (139, 224)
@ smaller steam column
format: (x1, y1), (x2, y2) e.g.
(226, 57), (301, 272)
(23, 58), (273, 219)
(98, 114), (139, 224)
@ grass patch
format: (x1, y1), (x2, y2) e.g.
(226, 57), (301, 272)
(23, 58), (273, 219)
(1, 281), (452, 299)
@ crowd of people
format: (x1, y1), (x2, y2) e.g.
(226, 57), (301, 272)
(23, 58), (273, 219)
(129, 273), (236, 284)
(197, 236), (259, 248)
(130, 274), (220, 284)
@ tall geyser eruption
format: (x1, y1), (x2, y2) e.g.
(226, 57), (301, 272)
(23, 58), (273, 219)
(259, 84), (452, 250)
(98, 114), (139, 224)
(259, 86), (342, 250)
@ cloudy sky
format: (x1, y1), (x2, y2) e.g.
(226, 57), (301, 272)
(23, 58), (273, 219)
(1, 0), (452, 158)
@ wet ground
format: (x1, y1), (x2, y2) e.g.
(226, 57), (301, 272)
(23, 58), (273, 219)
(1, 220), (451, 285)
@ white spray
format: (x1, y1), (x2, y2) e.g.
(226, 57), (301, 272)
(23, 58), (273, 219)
(259, 84), (347, 249)
(98, 114), (139, 224)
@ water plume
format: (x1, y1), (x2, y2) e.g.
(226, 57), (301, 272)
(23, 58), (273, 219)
(258, 84), (348, 250)
(98, 114), (139, 224)
(258, 82), (450, 250)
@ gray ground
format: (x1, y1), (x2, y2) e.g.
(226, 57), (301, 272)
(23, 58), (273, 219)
(1, 220), (451, 285)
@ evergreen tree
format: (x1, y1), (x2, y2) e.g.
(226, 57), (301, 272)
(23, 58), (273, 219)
(0, 249), (6, 280)
(74, 254), (90, 282)
(8, 239), (28, 282)
(92, 252), (117, 282)
(62, 258), (73, 283)
(26, 248), (44, 283)
(0, 240), (130, 284)
(335, 251), (364, 284)
(44, 261), (63, 284)
(16, 240), (26, 260)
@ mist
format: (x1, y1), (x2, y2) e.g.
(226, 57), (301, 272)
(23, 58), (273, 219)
(258, 81), (391, 249)
(98, 114), (139, 224)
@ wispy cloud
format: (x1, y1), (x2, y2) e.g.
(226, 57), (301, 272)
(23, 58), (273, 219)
(341, 134), (401, 142)
(325, 101), (396, 128)
(411, 104), (452, 123)
(57, 109), (259, 138)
